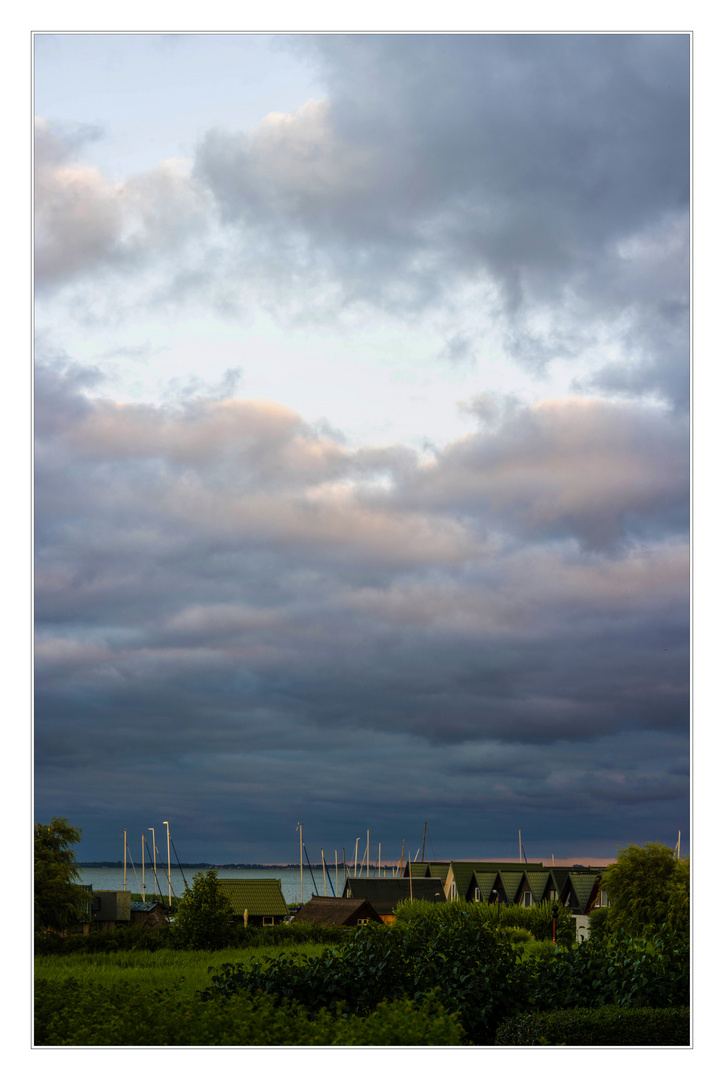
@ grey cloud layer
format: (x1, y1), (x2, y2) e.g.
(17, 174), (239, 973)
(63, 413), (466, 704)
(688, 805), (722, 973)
(34, 360), (689, 855)
(36, 34), (689, 406)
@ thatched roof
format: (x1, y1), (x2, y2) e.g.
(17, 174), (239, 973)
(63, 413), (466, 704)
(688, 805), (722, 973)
(294, 896), (383, 926)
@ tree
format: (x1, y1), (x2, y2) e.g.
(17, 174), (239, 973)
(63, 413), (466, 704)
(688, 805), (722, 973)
(34, 817), (90, 932)
(169, 870), (235, 950)
(600, 842), (689, 939)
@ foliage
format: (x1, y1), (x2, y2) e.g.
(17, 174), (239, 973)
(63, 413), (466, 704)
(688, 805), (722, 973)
(601, 843), (689, 940)
(35, 924), (172, 955)
(202, 910), (530, 1043)
(393, 896), (575, 944)
(34, 818), (90, 933)
(34, 912), (350, 957)
(169, 870), (235, 950)
(494, 1004), (690, 1046)
(35, 977), (464, 1046)
(527, 928), (689, 1010)
(588, 906), (611, 941)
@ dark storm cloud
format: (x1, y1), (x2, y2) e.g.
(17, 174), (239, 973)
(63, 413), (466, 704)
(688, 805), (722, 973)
(34, 360), (689, 858)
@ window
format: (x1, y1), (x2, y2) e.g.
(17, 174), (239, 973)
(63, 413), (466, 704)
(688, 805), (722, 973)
(522, 891), (533, 907)
(357, 918), (368, 925)
(474, 887), (480, 902)
(262, 916), (274, 926)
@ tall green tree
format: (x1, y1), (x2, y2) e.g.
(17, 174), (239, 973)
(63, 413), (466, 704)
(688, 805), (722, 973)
(170, 870), (235, 950)
(34, 817), (90, 932)
(601, 842), (689, 939)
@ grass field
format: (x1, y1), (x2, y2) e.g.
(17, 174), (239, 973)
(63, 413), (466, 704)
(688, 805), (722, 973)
(35, 941), (333, 995)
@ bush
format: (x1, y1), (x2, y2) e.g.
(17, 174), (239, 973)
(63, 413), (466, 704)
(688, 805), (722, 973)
(495, 1004), (690, 1046)
(393, 897), (575, 944)
(588, 906), (611, 941)
(202, 910), (530, 1044)
(34, 978), (464, 1045)
(527, 929), (689, 1010)
(169, 871), (235, 950)
(34, 924), (172, 955)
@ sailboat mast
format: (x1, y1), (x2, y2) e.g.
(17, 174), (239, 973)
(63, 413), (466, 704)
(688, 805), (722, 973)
(421, 821), (427, 863)
(142, 834), (146, 901)
(163, 822), (171, 908)
(123, 829), (127, 890)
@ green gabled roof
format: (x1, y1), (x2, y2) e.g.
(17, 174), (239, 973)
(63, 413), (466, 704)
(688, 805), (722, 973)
(522, 871), (552, 904)
(408, 861), (450, 879)
(470, 871), (499, 902)
(217, 879), (289, 917)
(548, 867), (570, 893)
(498, 871), (526, 903)
(447, 862), (544, 902)
(566, 873), (600, 912)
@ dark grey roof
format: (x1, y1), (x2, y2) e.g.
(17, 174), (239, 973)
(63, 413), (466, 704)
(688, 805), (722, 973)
(342, 876), (446, 914)
(130, 901), (163, 912)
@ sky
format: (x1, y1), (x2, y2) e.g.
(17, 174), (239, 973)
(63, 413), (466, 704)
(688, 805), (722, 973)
(33, 32), (690, 865)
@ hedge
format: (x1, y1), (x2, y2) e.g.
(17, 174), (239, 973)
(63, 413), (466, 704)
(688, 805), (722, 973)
(494, 1005), (690, 1046)
(34, 978), (464, 1046)
(34, 919), (348, 956)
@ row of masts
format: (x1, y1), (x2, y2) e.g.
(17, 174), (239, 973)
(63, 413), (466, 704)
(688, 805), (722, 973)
(296, 821), (429, 905)
(121, 821), (182, 907)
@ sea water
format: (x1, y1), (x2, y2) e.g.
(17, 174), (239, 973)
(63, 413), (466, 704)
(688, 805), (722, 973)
(78, 864), (391, 906)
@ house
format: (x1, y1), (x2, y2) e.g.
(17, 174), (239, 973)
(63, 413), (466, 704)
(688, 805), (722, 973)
(130, 900), (167, 929)
(89, 890), (132, 931)
(559, 869), (606, 915)
(216, 878), (289, 926)
(294, 896), (383, 927)
(341, 876), (447, 923)
(445, 862), (547, 903)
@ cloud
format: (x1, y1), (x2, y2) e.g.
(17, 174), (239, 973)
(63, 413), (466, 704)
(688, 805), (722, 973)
(34, 358), (688, 856)
(34, 118), (209, 289)
(36, 36), (689, 409)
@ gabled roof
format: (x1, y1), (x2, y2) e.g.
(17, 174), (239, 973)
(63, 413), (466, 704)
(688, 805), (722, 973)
(407, 861), (451, 879)
(498, 871), (527, 904)
(447, 861), (545, 902)
(519, 871), (552, 904)
(548, 867), (571, 893)
(469, 871), (499, 902)
(295, 896), (383, 926)
(343, 877), (446, 914)
(562, 872), (601, 914)
(216, 879), (289, 917)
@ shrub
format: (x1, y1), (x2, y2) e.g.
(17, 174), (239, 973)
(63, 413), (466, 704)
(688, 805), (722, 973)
(495, 1004), (690, 1046)
(34, 978), (464, 1045)
(169, 871), (235, 950)
(393, 896), (575, 944)
(527, 929), (689, 1010)
(202, 910), (530, 1044)
(588, 906), (611, 941)
(34, 924), (173, 955)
